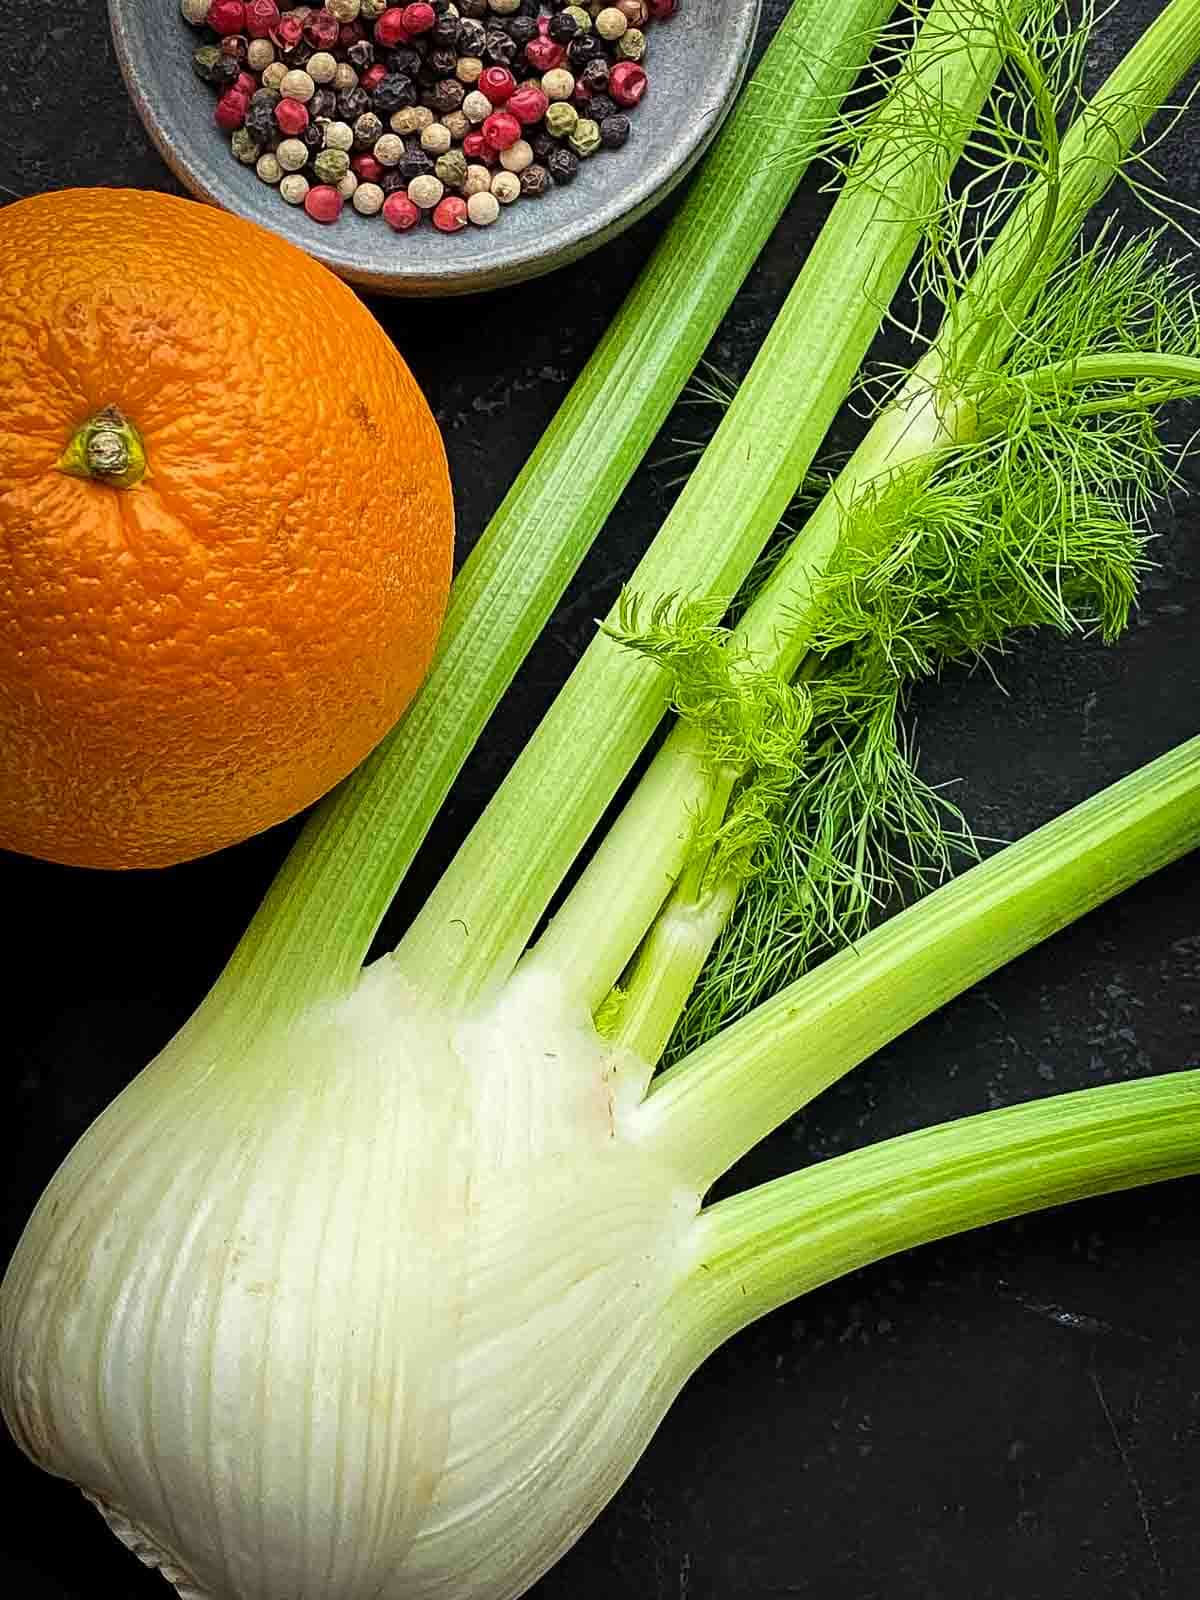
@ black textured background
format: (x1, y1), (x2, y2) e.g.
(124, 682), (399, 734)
(2, 2), (1199, 1597)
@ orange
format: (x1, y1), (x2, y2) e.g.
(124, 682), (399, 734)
(0, 189), (453, 870)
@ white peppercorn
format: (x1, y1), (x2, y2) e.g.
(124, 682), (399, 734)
(373, 133), (406, 166)
(337, 171), (359, 199)
(421, 121), (453, 154)
(390, 106), (422, 135)
(462, 163), (492, 196)
(307, 51), (338, 84)
(490, 169), (520, 203)
(541, 68), (575, 100)
(412, 106), (436, 131)
(180, 0), (211, 24)
(256, 151), (282, 184)
(595, 7), (628, 39)
(280, 69), (317, 103)
(324, 119), (355, 151)
(407, 174), (444, 209)
(456, 55), (484, 84)
(280, 173), (311, 205)
(327, 0), (362, 18)
(262, 61), (288, 91)
(467, 190), (500, 226)
(443, 109), (470, 141)
(499, 138), (533, 173)
(333, 62), (359, 92)
(353, 180), (386, 215)
(276, 137), (310, 172)
(461, 90), (492, 123)
(246, 39), (275, 72)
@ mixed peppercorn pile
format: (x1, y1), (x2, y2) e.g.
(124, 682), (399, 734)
(183, 0), (678, 233)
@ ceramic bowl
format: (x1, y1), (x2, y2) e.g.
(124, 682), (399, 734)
(108, 1), (762, 297)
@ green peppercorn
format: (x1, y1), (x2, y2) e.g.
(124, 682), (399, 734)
(616, 28), (646, 61)
(545, 100), (578, 139)
(436, 149), (469, 189)
(568, 118), (601, 159)
(314, 148), (350, 184)
(564, 5), (592, 31)
(231, 128), (262, 165)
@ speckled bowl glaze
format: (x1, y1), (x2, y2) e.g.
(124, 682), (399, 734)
(108, 1), (761, 297)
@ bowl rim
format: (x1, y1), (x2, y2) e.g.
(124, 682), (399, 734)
(107, 0), (762, 298)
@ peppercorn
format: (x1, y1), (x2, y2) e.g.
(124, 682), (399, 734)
(383, 189), (421, 228)
(564, 4), (592, 29)
(541, 67), (574, 100)
(460, 0), (488, 15)
(488, 0), (522, 12)
(337, 85), (371, 118)
(566, 115), (598, 157)
(351, 151), (384, 180)
(529, 128), (557, 161)
(361, 62), (389, 93)
(432, 194), (468, 231)
(421, 120), (453, 153)
(594, 7), (627, 38)
(423, 78), (466, 115)
(302, 181), (342, 222)
(495, 139), (531, 175)
(525, 37), (565, 72)
(481, 109), (521, 151)
(507, 84), (547, 124)
(354, 110), (384, 145)
(312, 87), (340, 117)
(410, 105), (436, 129)
(578, 57), (609, 94)
(303, 121), (326, 150)
(461, 162), (491, 195)
(193, 45), (240, 86)
(456, 18), (487, 54)
(275, 96), (310, 135)
(353, 178), (385, 212)
(244, 98), (276, 140)
(329, 0), (362, 16)
(360, 0), (388, 15)
(256, 149), (283, 182)
(314, 146), (351, 182)
(483, 29), (518, 65)
(280, 67), (316, 100)
(599, 111), (630, 147)
(261, 60), (288, 90)
(608, 62), (647, 107)
(181, 0), (212, 25)
(338, 170), (360, 199)
(427, 47), (460, 78)
(436, 148), (468, 187)
(373, 131), (405, 165)
(547, 12), (577, 42)
(616, 27), (645, 60)
(456, 54), (484, 84)
(477, 65), (513, 102)
(380, 169), (407, 193)
(398, 146), (437, 179)
(432, 15), (461, 46)
(546, 145), (578, 183)
(307, 49), (338, 82)
(402, 1), (437, 31)
(566, 33), (603, 68)
(373, 7), (409, 48)
(230, 126), (261, 163)
(461, 129), (492, 162)
(519, 162), (550, 196)
(491, 168), (520, 202)
(279, 171), (310, 203)
(247, 38), (276, 71)
(373, 71), (417, 112)
(506, 16), (538, 48)
(215, 87), (249, 130)
(621, 0), (651, 18)
(407, 172), (444, 208)
(305, 11), (340, 50)
(345, 38), (375, 70)
(209, 0), (247, 35)
(587, 91), (616, 122)
(543, 99), (577, 138)
(443, 108), (470, 139)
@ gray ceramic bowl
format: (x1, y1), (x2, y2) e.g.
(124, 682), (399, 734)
(108, 2), (761, 297)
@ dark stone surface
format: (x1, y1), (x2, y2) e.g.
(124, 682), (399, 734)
(1, 3), (1198, 1598)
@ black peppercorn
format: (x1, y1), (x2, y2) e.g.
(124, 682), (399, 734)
(529, 130), (558, 162)
(456, 19), (487, 54)
(567, 34), (604, 68)
(219, 34), (249, 66)
(300, 121), (325, 152)
(484, 29), (518, 66)
(244, 101), (276, 142)
(193, 45), (240, 86)
(398, 146), (437, 181)
(373, 72), (418, 112)
(600, 112), (631, 148)
(250, 85), (280, 109)
(290, 42), (315, 70)
(547, 146), (579, 184)
(380, 170), (407, 194)
(431, 0), (453, 12)
(311, 87), (339, 118)
(520, 163), (551, 196)
(507, 17), (538, 48)
(547, 13), (578, 42)
(388, 46), (423, 77)
(431, 15), (460, 46)
(428, 46), (459, 76)
(354, 111), (384, 148)
(346, 40), (375, 71)
(461, 0), (488, 16)
(337, 86), (371, 121)
(579, 58), (610, 94)
(587, 93), (617, 123)
(422, 77), (465, 115)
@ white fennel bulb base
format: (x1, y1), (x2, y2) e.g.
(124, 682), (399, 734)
(0, 964), (707, 1600)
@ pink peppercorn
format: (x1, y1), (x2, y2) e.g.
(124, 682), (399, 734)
(351, 153), (384, 181)
(243, 0), (280, 38)
(461, 130), (494, 163)
(432, 195), (469, 232)
(275, 96), (310, 134)
(304, 184), (344, 223)
(478, 66), (514, 103)
(270, 14), (303, 48)
(525, 37), (564, 73)
(400, 2), (436, 33)
(361, 62), (387, 92)
(383, 191), (420, 230)
(609, 61), (648, 107)
(304, 10), (340, 48)
(339, 20), (366, 45)
(234, 69), (258, 97)
(208, 0), (246, 35)
(373, 7), (409, 47)
(507, 85), (548, 126)
(481, 110), (521, 152)
(215, 87), (249, 130)
(647, 0), (677, 13)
